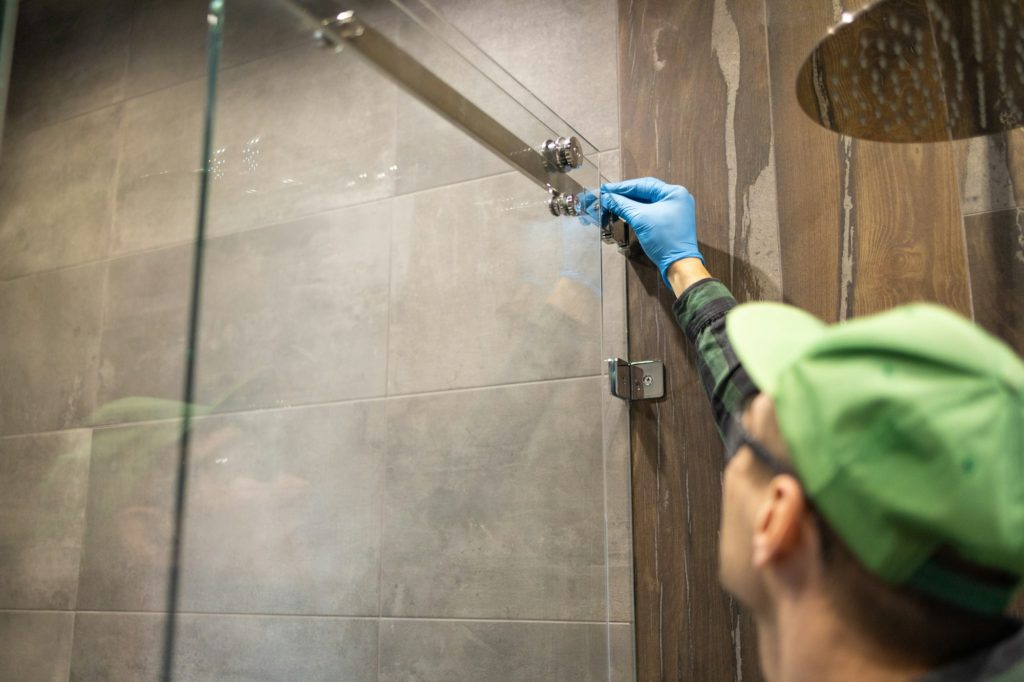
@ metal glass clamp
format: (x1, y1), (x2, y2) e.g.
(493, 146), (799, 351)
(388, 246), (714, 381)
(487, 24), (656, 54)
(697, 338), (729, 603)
(547, 188), (579, 217)
(601, 212), (642, 257)
(608, 358), (665, 401)
(541, 136), (584, 173)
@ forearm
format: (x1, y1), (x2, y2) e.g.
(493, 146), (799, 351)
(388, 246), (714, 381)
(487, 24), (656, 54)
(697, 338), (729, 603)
(667, 257), (712, 297)
(670, 268), (757, 441)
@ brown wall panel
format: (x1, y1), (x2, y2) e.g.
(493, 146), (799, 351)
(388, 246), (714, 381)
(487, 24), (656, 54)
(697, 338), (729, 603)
(618, 0), (776, 679)
(852, 141), (971, 317)
(764, 0), (845, 322)
(621, 0), (990, 680)
(964, 209), (1024, 353)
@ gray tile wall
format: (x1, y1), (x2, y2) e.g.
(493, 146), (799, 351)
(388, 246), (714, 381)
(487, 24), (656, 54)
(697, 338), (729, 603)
(0, 0), (630, 680)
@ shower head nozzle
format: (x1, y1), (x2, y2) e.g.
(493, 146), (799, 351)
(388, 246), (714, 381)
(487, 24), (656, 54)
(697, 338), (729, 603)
(796, 0), (1024, 143)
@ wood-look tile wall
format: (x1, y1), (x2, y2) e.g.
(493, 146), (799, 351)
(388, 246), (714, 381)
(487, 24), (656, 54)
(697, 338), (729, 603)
(619, 0), (1020, 679)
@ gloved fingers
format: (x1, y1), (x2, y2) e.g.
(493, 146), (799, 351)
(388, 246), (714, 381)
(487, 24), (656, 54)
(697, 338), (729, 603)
(576, 188), (601, 226)
(599, 192), (643, 223)
(600, 177), (672, 202)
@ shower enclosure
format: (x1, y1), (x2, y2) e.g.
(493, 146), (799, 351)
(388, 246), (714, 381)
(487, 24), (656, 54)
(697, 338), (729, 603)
(0, 0), (634, 679)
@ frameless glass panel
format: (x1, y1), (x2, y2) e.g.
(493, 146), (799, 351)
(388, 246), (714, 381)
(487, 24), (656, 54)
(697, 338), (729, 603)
(156, 0), (633, 679)
(0, 0), (16, 149)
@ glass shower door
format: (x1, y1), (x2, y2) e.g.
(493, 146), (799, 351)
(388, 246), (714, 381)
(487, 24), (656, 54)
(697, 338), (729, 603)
(0, 0), (17, 148)
(172, 1), (632, 678)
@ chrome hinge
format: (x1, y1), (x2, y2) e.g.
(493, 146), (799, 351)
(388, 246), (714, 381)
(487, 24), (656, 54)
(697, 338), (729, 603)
(607, 358), (665, 401)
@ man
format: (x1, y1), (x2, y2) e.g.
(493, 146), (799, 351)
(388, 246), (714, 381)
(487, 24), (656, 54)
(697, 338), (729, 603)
(601, 177), (1024, 681)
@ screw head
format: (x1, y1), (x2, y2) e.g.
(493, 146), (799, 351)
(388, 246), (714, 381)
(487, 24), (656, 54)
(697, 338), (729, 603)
(642, 375), (654, 387)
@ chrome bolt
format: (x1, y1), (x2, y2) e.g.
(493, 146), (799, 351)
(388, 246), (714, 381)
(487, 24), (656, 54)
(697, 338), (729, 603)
(542, 136), (584, 172)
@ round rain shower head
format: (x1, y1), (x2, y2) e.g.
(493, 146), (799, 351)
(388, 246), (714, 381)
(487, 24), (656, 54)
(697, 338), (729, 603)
(796, 0), (1024, 143)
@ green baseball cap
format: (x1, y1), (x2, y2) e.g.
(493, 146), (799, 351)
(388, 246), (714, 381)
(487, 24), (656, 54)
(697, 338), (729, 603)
(726, 302), (1024, 613)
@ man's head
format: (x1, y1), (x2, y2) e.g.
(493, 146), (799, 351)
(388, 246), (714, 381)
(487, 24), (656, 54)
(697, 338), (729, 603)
(718, 302), (1024, 668)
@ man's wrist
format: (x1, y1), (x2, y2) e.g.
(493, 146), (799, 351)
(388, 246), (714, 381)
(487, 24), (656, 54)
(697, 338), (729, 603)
(667, 258), (712, 298)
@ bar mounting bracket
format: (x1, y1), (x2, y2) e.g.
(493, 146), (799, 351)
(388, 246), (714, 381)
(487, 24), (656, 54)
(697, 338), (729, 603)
(608, 358), (665, 401)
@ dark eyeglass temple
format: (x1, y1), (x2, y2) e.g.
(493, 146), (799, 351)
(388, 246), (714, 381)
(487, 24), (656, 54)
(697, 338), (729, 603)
(726, 417), (792, 476)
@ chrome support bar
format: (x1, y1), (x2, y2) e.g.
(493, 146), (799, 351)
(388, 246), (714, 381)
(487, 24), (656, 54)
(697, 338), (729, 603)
(315, 10), (585, 198)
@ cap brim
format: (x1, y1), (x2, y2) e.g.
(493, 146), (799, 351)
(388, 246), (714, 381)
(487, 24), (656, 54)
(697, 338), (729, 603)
(726, 302), (828, 395)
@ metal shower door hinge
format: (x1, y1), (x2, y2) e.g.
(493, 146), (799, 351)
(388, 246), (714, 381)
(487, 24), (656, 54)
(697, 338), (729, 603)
(607, 358), (665, 401)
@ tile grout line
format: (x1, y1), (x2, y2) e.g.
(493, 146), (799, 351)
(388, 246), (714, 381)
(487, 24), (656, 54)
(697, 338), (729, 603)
(65, 610), (76, 682)
(0, 167), (526, 288)
(0, 608), (630, 627)
(377, 157), (396, 676)
(0, 374), (605, 441)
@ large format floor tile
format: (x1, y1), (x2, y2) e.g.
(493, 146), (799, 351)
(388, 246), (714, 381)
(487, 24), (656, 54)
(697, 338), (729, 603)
(79, 402), (385, 615)
(70, 612), (378, 681)
(97, 245), (193, 416)
(5, 0), (132, 134)
(0, 263), (105, 436)
(0, 107), (121, 279)
(610, 623), (636, 682)
(379, 619), (610, 681)
(381, 378), (606, 621)
(393, 89), (510, 196)
(0, 611), (74, 682)
(125, 0), (309, 98)
(204, 44), (399, 238)
(0, 431), (91, 610)
(430, 0), (619, 151)
(178, 403), (384, 615)
(100, 199), (392, 423)
(193, 200), (391, 410)
(113, 43), (399, 255)
(388, 173), (602, 394)
(111, 78), (206, 256)
(604, 387), (634, 623)
(76, 421), (182, 612)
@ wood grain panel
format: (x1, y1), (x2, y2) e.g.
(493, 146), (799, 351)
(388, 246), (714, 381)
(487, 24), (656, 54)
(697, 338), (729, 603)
(764, 0), (847, 322)
(852, 140), (971, 316)
(964, 209), (1024, 352)
(622, 0), (980, 679)
(619, 0), (774, 679)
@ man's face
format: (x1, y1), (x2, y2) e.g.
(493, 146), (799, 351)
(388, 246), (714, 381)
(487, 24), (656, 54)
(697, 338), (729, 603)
(718, 393), (787, 610)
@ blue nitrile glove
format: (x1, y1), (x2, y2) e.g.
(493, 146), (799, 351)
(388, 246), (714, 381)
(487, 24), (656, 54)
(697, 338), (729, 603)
(600, 178), (704, 289)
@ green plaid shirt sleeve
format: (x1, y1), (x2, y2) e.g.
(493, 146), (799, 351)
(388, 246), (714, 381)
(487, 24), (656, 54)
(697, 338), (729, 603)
(671, 278), (759, 441)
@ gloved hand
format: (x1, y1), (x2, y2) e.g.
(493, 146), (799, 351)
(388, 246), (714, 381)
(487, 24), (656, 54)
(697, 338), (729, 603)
(600, 177), (704, 289)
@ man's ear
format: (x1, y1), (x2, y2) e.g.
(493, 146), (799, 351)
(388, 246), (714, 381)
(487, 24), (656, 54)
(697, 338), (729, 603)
(751, 475), (808, 568)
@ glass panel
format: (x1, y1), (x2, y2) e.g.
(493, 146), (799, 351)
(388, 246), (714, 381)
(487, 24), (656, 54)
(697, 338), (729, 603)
(0, 0), (16, 149)
(153, 0), (633, 679)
